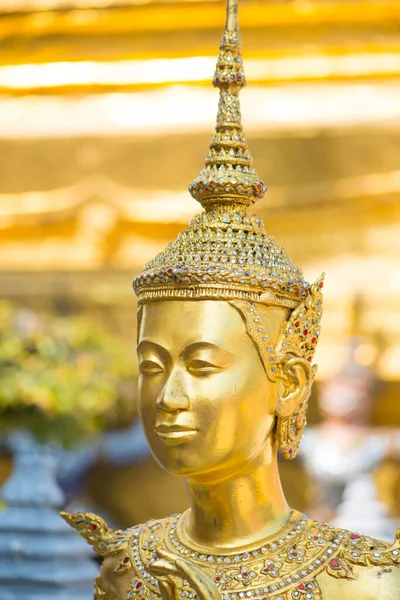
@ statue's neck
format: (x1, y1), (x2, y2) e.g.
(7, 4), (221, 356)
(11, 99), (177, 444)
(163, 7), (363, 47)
(182, 440), (290, 552)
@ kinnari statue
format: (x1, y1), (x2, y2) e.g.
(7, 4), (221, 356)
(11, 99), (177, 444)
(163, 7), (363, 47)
(62, 1), (400, 598)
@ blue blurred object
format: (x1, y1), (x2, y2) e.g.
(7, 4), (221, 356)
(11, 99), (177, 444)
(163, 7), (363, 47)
(0, 431), (98, 600)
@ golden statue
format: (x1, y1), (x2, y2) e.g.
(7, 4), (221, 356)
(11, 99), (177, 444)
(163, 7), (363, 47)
(62, 1), (400, 598)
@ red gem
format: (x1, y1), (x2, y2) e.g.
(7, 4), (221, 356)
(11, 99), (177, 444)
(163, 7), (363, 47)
(289, 448), (293, 454)
(292, 552), (297, 557)
(298, 584), (305, 590)
(303, 329), (308, 336)
(314, 536), (319, 540)
(268, 564), (274, 570)
(330, 559), (340, 569)
(243, 572), (248, 577)
(123, 557), (130, 564)
(236, 75), (241, 80)
(351, 534), (361, 540)
(216, 576), (221, 582)
(90, 524), (97, 530)
(307, 357), (312, 362)
(311, 337), (316, 343)
(135, 582), (143, 590)
(295, 321), (300, 327)
(319, 282), (324, 288)
(257, 184), (262, 189)
(167, 268), (173, 274)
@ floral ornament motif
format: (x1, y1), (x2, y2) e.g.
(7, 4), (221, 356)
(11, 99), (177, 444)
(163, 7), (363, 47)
(291, 580), (322, 600)
(234, 565), (256, 585)
(262, 559), (281, 577)
(287, 546), (306, 564)
(305, 533), (323, 550)
(215, 571), (232, 587)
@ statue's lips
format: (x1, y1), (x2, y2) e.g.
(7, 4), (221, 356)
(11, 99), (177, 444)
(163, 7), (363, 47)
(155, 423), (197, 442)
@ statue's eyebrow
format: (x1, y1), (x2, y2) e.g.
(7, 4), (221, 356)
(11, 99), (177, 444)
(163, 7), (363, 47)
(137, 340), (170, 362)
(181, 342), (233, 360)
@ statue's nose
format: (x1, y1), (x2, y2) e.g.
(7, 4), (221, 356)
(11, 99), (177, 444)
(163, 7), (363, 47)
(156, 367), (190, 413)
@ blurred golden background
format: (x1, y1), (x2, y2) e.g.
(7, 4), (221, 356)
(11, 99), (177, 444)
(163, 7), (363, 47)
(0, 0), (399, 530)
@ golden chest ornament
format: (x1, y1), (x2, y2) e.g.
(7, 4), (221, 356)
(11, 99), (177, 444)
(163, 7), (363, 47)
(62, 511), (400, 600)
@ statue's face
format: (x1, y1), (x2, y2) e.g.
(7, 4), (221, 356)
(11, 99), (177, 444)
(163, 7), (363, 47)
(137, 300), (286, 478)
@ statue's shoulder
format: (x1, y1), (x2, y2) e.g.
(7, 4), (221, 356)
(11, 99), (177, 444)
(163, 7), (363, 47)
(312, 519), (400, 600)
(61, 510), (176, 599)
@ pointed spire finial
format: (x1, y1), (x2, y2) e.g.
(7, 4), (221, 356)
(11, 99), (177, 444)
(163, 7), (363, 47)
(225, 0), (239, 33)
(188, 0), (267, 212)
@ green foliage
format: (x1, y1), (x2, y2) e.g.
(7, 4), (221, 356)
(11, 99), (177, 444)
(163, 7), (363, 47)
(0, 302), (136, 448)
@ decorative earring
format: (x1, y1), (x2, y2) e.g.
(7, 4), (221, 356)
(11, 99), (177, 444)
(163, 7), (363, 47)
(277, 393), (310, 460)
(229, 276), (324, 460)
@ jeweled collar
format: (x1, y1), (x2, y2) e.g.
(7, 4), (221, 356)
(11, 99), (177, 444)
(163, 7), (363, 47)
(173, 509), (305, 557)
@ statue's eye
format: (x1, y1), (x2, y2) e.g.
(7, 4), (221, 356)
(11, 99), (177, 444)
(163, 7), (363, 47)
(139, 360), (164, 374)
(188, 359), (220, 374)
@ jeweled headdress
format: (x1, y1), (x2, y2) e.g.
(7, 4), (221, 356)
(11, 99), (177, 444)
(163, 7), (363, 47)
(133, 0), (308, 309)
(133, 0), (324, 431)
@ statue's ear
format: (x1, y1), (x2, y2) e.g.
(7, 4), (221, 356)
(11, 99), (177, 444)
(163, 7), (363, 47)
(275, 356), (313, 418)
(276, 356), (315, 459)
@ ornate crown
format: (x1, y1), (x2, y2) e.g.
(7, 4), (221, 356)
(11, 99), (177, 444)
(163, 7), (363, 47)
(132, 0), (324, 365)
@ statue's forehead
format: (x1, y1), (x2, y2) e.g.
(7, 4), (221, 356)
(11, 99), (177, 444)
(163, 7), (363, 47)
(138, 300), (287, 351)
(138, 300), (246, 349)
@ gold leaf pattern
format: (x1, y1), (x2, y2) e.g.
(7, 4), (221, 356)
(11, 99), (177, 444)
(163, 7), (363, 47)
(60, 511), (129, 556)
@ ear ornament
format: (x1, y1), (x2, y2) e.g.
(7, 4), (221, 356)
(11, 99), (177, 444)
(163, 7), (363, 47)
(230, 275), (324, 459)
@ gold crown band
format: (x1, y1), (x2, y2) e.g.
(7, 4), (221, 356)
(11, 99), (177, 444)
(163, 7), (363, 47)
(136, 285), (298, 309)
